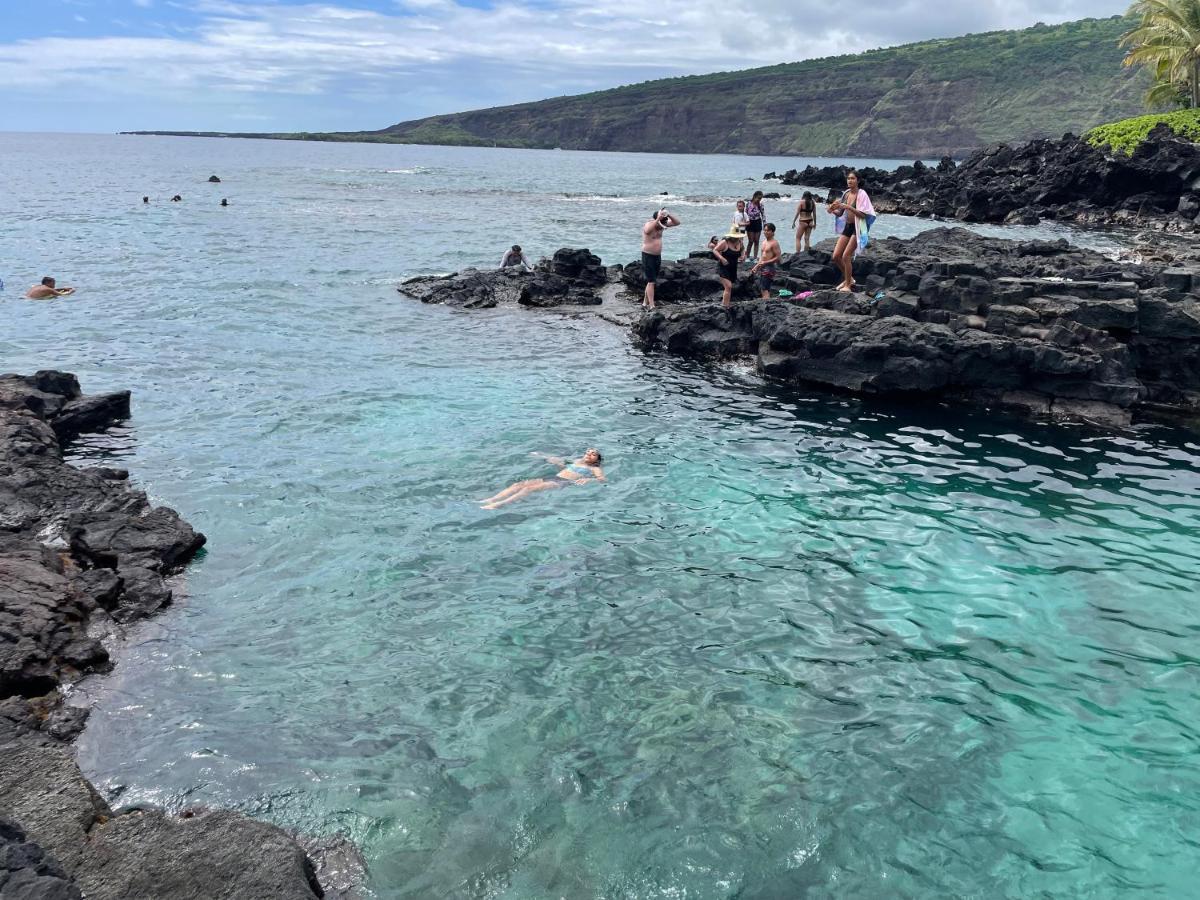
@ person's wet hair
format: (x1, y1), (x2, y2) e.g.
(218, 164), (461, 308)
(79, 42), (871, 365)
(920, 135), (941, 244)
(765, 223), (776, 232)
(512, 244), (521, 252)
(592, 450), (603, 463)
(40, 276), (53, 286)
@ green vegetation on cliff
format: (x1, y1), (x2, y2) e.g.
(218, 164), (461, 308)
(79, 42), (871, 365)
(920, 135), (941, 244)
(128, 16), (1148, 159)
(1086, 108), (1200, 153)
(371, 16), (1145, 159)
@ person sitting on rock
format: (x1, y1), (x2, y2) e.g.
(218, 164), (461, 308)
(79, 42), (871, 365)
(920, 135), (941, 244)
(499, 245), (533, 271)
(479, 449), (604, 509)
(26, 276), (75, 299)
(712, 230), (744, 309)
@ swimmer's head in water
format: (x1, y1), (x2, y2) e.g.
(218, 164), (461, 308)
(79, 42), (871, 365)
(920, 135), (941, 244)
(584, 448), (602, 465)
(41, 277), (55, 287)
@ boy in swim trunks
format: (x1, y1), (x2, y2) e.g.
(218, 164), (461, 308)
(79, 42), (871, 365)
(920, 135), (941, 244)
(751, 224), (781, 299)
(641, 208), (680, 310)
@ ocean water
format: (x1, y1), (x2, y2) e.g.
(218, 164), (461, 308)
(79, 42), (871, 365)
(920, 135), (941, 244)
(2, 133), (1199, 898)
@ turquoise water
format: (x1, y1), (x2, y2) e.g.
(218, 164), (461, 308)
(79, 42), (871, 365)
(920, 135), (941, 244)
(3, 134), (1200, 897)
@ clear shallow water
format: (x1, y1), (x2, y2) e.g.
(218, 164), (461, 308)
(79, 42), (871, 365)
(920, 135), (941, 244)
(3, 134), (1200, 897)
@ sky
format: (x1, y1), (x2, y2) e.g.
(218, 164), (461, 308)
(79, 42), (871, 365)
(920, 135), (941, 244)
(1, 0), (1131, 133)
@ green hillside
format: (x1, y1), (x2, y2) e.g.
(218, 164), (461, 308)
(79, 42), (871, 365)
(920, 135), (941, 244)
(372, 16), (1145, 158)
(128, 16), (1148, 159)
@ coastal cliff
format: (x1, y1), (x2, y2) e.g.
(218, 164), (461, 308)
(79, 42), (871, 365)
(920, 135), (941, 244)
(0, 373), (346, 899)
(127, 16), (1143, 160)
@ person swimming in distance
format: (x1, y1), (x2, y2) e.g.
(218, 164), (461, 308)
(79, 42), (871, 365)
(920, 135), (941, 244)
(479, 449), (605, 509)
(26, 276), (75, 299)
(220, 198), (228, 207)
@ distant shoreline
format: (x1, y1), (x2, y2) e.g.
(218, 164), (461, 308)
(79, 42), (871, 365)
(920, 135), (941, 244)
(117, 131), (944, 162)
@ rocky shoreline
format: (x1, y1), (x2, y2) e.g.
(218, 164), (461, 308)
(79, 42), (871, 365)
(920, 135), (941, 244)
(764, 126), (1200, 233)
(0, 372), (349, 899)
(398, 229), (1200, 429)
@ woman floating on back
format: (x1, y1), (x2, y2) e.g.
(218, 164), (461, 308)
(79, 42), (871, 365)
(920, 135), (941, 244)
(479, 449), (605, 509)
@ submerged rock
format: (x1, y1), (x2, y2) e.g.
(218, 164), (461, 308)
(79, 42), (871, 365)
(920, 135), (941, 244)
(767, 126), (1200, 232)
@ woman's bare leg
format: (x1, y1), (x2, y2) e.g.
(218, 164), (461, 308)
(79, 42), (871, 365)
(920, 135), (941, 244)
(720, 277), (733, 308)
(831, 236), (850, 289)
(479, 479), (533, 504)
(481, 480), (560, 509)
(841, 237), (857, 290)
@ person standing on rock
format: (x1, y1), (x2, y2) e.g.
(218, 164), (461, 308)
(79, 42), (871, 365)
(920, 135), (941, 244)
(712, 230), (744, 309)
(641, 208), (681, 310)
(732, 199), (749, 236)
(745, 191), (766, 261)
(751, 224), (781, 299)
(828, 170), (876, 292)
(792, 191), (816, 253)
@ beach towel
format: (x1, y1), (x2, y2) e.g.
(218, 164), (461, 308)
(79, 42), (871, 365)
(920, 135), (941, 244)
(834, 189), (878, 250)
(855, 189), (877, 251)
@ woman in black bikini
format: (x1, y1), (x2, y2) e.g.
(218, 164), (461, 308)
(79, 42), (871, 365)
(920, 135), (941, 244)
(712, 230), (744, 309)
(792, 191), (816, 253)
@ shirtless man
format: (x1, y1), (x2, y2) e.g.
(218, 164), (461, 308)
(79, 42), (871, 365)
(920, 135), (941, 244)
(26, 277), (75, 299)
(750, 224), (782, 299)
(640, 208), (680, 310)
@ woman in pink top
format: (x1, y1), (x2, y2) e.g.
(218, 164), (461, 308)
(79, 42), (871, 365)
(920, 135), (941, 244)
(827, 170), (876, 292)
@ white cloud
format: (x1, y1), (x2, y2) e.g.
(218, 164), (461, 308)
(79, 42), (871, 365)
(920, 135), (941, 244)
(0, 0), (1131, 127)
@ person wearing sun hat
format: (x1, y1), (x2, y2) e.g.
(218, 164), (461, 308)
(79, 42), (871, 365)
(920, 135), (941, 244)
(711, 229), (744, 309)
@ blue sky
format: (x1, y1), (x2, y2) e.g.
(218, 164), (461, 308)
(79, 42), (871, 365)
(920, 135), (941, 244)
(1, 0), (1130, 132)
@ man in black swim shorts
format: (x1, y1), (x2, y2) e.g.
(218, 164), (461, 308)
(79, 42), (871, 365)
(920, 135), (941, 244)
(640, 208), (680, 310)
